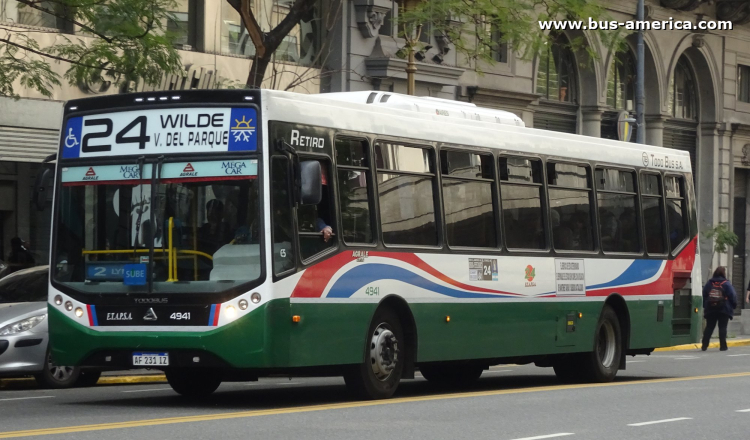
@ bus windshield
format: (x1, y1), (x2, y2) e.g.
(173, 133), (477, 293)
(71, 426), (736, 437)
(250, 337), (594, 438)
(52, 159), (261, 294)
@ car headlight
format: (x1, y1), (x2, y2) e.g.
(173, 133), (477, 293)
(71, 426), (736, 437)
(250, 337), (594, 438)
(0, 314), (47, 336)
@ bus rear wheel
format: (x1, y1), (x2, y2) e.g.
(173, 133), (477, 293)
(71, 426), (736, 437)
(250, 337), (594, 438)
(553, 305), (622, 383)
(166, 369), (222, 398)
(419, 364), (484, 386)
(344, 308), (404, 400)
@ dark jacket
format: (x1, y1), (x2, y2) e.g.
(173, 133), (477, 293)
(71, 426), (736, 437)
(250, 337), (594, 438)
(702, 276), (738, 319)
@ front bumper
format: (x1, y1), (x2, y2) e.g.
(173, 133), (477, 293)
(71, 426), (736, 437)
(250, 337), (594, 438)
(0, 334), (47, 377)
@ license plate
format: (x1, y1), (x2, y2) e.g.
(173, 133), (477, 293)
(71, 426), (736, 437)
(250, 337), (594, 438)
(132, 352), (169, 366)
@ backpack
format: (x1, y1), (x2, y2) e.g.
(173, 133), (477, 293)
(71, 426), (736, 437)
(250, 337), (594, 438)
(707, 280), (727, 309)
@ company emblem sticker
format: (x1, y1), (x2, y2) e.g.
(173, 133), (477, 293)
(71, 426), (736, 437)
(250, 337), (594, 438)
(524, 265), (536, 287)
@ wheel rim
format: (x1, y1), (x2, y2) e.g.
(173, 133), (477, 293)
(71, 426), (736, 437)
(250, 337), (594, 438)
(47, 354), (74, 383)
(597, 320), (616, 368)
(369, 323), (399, 381)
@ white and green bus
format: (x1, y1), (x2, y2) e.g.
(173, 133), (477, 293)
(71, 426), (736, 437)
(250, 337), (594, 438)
(47, 89), (700, 399)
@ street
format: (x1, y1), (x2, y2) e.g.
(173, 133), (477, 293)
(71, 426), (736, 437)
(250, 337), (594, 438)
(0, 346), (749, 440)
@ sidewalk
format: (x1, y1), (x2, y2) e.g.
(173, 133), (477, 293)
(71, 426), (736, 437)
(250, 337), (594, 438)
(654, 337), (750, 352)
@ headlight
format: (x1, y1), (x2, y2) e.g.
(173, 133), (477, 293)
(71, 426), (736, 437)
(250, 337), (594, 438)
(0, 314), (47, 336)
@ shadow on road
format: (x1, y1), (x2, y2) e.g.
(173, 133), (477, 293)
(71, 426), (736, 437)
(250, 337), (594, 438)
(62, 371), (675, 412)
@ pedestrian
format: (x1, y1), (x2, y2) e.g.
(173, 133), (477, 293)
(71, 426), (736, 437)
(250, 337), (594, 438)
(7, 237), (35, 274)
(702, 266), (738, 351)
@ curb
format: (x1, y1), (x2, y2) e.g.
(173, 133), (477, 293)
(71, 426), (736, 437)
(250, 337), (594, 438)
(654, 339), (750, 352)
(0, 374), (167, 390)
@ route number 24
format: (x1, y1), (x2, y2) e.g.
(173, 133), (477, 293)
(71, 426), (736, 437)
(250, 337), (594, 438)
(82, 116), (150, 153)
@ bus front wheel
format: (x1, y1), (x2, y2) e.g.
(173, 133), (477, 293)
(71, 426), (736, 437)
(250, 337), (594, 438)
(344, 308), (404, 399)
(166, 369), (222, 398)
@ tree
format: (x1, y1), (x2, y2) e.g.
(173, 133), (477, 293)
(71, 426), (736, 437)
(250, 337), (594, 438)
(1, 0), (182, 98)
(397, 0), (618, 76)
(704, 223), (739, 275)
(225, 0), (324, 89)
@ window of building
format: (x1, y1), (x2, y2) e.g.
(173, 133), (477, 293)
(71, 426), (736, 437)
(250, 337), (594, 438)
(221, 2), (255, 57)
(536, 33), (577, 103)
(3, 0), (72, 31)
(297, 159), (336, 260)
(441, 150), (496, 248)
(499, 156), (546, 250)
(336, 138), (374, 244)
(271, 157), (295, 275)
(739, 65), (750, 104)
(607, 50), (635, 111)
(548, 163), (594, 251)
(596, 168), (640, 253)
(376, 143), (437, 246)
(167, 0), (198, 49)
(640, 173), (666, 254)
(668, 56), (697, 120)
(490, 24), (507, 63)
(665, 175), (688, 251)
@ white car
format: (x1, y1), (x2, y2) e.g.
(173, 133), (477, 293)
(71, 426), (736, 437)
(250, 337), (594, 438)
(0, 266), (100, 388)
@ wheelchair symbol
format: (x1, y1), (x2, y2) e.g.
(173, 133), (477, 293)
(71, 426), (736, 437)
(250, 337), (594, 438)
(65, 128), (79, 149)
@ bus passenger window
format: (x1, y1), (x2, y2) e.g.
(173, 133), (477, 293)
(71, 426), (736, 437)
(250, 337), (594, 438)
(665, 175), (687, 251)
(442, 150), (496, 247)
(548, 163), (594, 251)
(336, 138), (373, 244)
(640, 173), (666, 254)
(595, 168), (640, 253)
(271, 157), (295, 274)
(376, 143), (438, 246)
(499, 157), (545, 250)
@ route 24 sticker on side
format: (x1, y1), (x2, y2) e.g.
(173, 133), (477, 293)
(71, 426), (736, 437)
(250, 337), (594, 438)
(62, 107), (257, 159)
(469, 258), (498, 281)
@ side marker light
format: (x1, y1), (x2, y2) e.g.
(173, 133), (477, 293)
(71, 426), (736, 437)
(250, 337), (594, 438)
(292, 315), (301, 323)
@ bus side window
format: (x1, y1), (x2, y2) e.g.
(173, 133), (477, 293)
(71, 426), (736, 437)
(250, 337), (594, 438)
(442, 149), (496, 248)
(336, 138), (374, 244)
(665, 175), (687, 252)
(640, 173), (666, 254)
(271, 157), (295, 275)
(548, 162), (594, 252)
(499, 156), (545, 250)
(375, 143), (438, 246)
(297, 159), (336, 260)
(595, 168), (640, 253)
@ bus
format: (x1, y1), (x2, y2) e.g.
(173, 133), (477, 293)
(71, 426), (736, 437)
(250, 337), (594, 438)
(46, 89), (700, 399)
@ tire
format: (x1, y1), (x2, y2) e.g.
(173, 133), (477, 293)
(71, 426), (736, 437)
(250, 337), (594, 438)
(166, 369), (223, 398)
(344, 308), (404, 399)
(34, 350), (81, 389)
(554, 306), (622, 383)
(75, 370), (102, 387)
(419, 364), (484, 387)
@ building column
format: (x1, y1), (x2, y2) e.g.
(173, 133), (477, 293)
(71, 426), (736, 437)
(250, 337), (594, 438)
(699, 122), (732, 275)
(580, 106), (604, 138)
(645, 115), (667, 147)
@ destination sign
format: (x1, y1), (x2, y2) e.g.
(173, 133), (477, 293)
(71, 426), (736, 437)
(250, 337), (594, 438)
(61, 107), (258, 159)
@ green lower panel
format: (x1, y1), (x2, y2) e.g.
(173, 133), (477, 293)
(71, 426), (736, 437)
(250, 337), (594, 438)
(49, 297), (702, 370)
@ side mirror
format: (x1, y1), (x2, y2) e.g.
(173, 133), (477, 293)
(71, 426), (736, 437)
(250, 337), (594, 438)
(33, 167), (53, 211)
(299, 160), (322, 205)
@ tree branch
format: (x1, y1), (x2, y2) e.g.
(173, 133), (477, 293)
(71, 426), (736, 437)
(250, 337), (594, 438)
(0, 35), (121, 73)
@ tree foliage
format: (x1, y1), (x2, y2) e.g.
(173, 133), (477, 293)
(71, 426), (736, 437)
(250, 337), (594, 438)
(398, 0), (620, 70)
(1, 0), (182, 98)
(704, 223), (739, 257)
